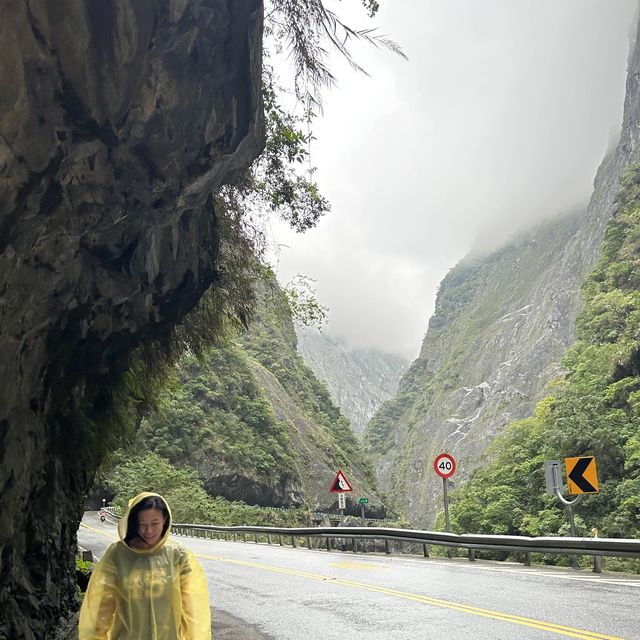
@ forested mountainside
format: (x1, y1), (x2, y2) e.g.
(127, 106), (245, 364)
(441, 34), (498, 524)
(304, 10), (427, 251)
(101, 274), (384, 516)
(366, 15), (640, 528)
(295, 325), (408, 437)
(449, 166), (640, 544)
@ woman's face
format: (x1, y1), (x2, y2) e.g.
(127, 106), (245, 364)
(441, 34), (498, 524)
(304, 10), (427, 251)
(137, 508), (166, 548)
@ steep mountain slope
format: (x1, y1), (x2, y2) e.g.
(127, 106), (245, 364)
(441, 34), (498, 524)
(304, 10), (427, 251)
(138, 275), (384, 513)
(448, 164), (640, 543)
(295, 326), (408, 437)
(367, 18), (640, 527)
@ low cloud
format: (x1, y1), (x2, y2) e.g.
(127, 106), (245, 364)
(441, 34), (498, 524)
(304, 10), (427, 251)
(271, 0), (637, 359)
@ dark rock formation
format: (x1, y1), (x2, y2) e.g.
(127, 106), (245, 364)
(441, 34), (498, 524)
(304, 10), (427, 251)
(369, 14), (640, 527)
(0, 1), (264, 637)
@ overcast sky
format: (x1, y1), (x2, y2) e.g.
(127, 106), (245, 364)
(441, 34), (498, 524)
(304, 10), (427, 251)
(268, 0), (637, 360)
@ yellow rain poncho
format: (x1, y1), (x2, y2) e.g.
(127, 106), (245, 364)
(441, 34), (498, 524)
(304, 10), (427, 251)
(79, 492), (211, 640)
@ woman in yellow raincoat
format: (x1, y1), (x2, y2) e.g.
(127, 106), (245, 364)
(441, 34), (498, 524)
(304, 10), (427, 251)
(79, 492), (211, 639)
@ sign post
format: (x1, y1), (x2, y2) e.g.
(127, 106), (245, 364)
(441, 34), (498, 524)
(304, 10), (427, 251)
(434, 454), (456, 533)
(359, 497), (368, 525)
(544, 456), (598, 569)
(544, 460), (562, 496)
(330, 470), (353, 526)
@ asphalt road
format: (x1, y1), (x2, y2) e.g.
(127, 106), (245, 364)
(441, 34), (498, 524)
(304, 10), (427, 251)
(78, 513), (640, 639)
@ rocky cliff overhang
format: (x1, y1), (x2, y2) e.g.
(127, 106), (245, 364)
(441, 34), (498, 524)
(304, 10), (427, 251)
(0, 1), (264, 637)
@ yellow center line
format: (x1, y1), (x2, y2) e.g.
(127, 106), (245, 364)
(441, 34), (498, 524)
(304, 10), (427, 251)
(196, 553), (625, 640)
(79, 522), (118, 540)
(330, 561), (389, 570)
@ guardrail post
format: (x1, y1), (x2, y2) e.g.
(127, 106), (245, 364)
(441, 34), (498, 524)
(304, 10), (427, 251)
(523, 553), (531, 567)
(423, 544), (429, 558)
(326, 537), (331, 551)
(592, 528), (602, 573)
(307, 537), (311, 549)
(385, 540), (390, 555)
(352, 538), (357, 553)
(292, 536), (297, 548)
(267, 534), (272, 545)
(255, 533), (259, 544)
(279, 535), (283, 546)
(593, 555), (602, 573)
(243, 533), (247, 543)
(468, 549), (476, 562)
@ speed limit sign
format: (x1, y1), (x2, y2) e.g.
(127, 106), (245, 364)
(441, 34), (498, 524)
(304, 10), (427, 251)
(434, 453), (456, 479)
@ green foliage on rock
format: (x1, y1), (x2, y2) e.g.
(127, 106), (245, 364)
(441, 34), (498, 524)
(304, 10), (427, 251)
(140, 345), (297, 482)
(241, 275), (375, 482)
(104, 451), (308, 527)
(448, 166), (640, 545)
(101, 271), (380, 516)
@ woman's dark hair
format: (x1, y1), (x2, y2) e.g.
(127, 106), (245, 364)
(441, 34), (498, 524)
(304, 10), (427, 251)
(124, 496), (170, 545)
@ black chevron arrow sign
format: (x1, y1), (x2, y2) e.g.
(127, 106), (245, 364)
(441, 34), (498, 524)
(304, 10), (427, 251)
(566, 456), (599, 494)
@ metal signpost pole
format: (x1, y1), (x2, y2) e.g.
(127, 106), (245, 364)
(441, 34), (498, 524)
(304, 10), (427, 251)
(442, 477), (452, 558)
(443, 477), (450, 532)
(434, 453), (456, 559)
(548, 462), (584, 570)
(554, 487), (583, 569)
(567, 502), (577, 538)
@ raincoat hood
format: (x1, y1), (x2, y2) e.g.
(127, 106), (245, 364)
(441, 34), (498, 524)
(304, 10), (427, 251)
(118, 491), (173, 553)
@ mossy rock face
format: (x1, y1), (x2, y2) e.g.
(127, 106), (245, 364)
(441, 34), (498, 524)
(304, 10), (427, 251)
(0, 1), (264, 637)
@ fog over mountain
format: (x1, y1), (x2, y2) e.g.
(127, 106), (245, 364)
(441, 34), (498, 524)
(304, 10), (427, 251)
(270, 0), (637, 360)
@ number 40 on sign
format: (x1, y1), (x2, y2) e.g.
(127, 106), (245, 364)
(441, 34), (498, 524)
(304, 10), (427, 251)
(434, 453), (456, 479)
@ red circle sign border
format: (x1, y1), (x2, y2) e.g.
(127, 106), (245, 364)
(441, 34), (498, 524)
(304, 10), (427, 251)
(434, 453), (456, 478)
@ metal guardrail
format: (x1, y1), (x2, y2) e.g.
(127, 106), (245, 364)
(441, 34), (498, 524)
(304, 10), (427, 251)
(96, 510), (639, 572)
(171, 523), (640, 573)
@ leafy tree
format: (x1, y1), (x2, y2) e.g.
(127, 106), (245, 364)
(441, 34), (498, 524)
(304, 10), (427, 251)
(283, 274), (328, 329)
(266, 0), (404, 104)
